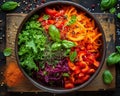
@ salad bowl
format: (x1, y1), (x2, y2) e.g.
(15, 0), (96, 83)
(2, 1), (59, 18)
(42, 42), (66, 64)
(15, 1), (106, 93)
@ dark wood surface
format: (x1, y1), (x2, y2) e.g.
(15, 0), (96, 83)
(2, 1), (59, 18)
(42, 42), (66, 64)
(5, 13), (116, 92)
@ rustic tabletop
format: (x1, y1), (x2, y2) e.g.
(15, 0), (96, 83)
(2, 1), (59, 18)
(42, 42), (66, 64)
(0, 0), (120, 96)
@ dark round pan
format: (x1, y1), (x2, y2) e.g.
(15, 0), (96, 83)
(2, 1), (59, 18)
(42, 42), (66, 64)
(15, 1), (106, 94)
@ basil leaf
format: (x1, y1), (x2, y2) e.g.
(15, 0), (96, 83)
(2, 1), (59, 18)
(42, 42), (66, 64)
(51, 42), (61, 51)
(69, 50), (77, 62)
(1, 1), (19, 11)
(102, 70), (113, 84)
(3, 48), (12, 56)
(100, 0), (117, 10)
(48, 25), (60, 42)
(106, 52), (120, 66)
(109, 7), (116, 14)
(62, 40), (76, 48)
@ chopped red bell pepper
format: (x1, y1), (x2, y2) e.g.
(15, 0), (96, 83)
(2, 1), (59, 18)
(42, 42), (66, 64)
(65, 82), (74, 89)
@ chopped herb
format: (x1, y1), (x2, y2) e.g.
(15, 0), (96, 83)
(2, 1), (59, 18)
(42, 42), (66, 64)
(62, 73), (69, 77)
(67, 15), (77, 25)
(43, 14), (50, 20)
(43, 71), (47, 75)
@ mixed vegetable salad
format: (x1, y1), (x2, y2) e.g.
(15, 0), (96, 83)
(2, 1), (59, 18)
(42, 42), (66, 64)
(18, 6), (103, 89)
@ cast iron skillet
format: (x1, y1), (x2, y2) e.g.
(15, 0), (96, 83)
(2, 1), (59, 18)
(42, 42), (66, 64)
(15, 1), (106, 94)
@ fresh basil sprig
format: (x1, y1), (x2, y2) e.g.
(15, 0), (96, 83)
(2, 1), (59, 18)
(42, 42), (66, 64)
(106, 46), (120, 66)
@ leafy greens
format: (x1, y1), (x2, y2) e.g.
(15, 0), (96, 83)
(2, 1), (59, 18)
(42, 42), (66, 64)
(18, 15), (47, 71)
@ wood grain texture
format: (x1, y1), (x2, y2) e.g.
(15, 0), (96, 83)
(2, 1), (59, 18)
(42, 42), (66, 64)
(6, 13), (116, 92)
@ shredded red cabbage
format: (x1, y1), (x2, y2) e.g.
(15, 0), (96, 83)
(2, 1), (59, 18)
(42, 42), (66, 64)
(36, 58), (70, 86)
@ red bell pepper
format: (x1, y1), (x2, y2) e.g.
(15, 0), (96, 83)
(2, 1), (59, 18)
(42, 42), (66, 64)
(65, 82), (74, 89)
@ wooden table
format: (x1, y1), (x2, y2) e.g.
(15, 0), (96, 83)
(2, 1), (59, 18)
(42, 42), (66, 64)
(5, 13), (116, 92)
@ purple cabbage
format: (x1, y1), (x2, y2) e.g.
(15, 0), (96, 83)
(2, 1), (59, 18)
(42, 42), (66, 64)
(36, 58), (70, 86)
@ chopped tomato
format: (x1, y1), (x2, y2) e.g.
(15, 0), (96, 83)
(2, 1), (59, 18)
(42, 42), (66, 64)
(55, 20), (64, 28)
(55, 10), (65, 17)
(38, 17), (43, 22)
(45, 7), (58, 16)
(41, 21), (48, 26)
(48, 20), (55, 24)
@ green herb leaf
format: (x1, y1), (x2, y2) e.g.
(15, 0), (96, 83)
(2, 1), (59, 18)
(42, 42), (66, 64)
(106, 46), (120, 66)
(51, 42), (61, 51)
(102, 70), (113, 84)
(116, 46), (120, 53)
(100, 0), (117, 10)
(1, 1), (19, 11)
(64, 49), (71, 56)
(106, 52), (120, 66)
(62, 40), (76, 48)
(48, 25), (60, 42)
(30, 15), (39, 21)
(109, 7), (116, 14)
(26, 40), (37, 53)
(67, 15), (77, 25)
(20, 55), (38, 71)
(43, 71), (47, 75)
(3, 48), (12, 56)
(117, 13), (120, 19)
(69, 50), (77, 62)
(43, 14), (50, 20)
(62, 73), (70, 77)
